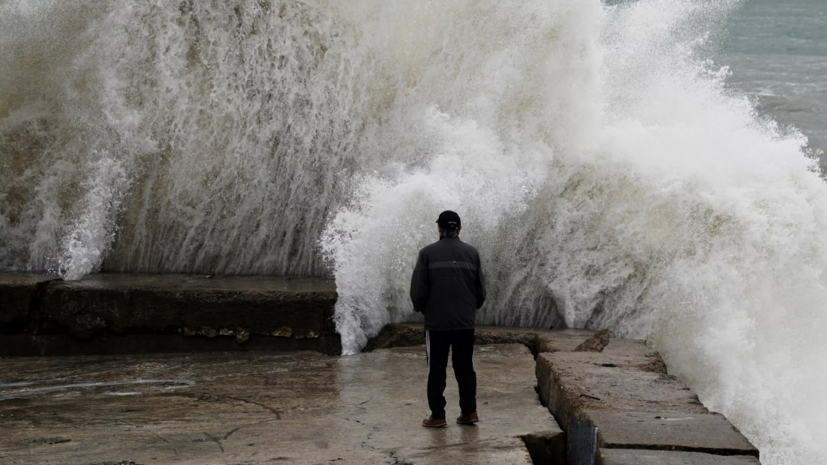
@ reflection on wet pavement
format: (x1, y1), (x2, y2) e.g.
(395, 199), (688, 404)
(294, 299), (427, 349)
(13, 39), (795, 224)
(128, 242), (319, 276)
(0, 344), (557, 464)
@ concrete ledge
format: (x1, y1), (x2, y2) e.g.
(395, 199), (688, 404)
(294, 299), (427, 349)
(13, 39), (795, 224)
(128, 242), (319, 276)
(535, 331), (760, 465)
(42, 274), (337, 339)
(592, 411), (756, 455)
(597, 449), (761, 464)
(365, 323), (539, 352)
(0, 273), (340, 356)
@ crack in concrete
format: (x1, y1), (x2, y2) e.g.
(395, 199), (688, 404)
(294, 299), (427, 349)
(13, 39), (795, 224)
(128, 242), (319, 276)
(150, 433), (179, 459)
(387, 449), (413, 465)
(342, 416), (380, 454)
(193, 419), (282, 456)
(154, 392), (283, 420)
(224, 395), (282, 419)
(224, 418), (280, 440)
(343, 416), (367, 426)
(222, 426), (243, 440)
(202, 432), (225, 453)
(117, 419), (181, 459)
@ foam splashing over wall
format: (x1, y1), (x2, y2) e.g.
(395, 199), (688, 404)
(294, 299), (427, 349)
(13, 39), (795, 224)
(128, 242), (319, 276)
(2, 0), (827, 462)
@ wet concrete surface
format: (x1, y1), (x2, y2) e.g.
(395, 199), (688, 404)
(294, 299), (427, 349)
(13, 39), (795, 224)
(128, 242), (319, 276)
(0, 344), (561, 464)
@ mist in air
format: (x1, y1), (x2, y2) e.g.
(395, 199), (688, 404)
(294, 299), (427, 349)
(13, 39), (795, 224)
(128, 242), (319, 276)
(2, 1), (827, 462)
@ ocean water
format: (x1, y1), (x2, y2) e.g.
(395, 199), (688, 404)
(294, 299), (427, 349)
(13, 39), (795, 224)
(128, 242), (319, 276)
(722, 0), (827, 157)
(1, 1), (827, 463)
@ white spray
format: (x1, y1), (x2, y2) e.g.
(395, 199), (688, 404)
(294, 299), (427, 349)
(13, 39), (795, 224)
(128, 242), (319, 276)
(1, 0), (826, 462)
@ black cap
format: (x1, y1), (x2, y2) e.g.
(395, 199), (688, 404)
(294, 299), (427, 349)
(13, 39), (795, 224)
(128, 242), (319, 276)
(436, 210), (461, 230)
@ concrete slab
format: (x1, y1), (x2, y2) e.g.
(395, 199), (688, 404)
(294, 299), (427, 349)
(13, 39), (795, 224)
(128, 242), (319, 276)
(536, 350), (707, 417)
(535, 332), (760, 465)
(597, 449), (761, 465)
(0, 273), (60, 331)
(590, 411), (757, 455)
(534, 329), (596, 354)
(0, 344), (562, 464)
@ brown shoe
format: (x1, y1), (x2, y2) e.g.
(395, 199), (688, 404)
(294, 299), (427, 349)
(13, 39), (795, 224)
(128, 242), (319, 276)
(456, 412), (479, 424)
(422, 416), (447, 428)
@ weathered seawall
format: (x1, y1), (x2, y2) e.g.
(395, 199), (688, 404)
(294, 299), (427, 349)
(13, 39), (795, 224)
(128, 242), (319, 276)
(0, 273), (340, 356)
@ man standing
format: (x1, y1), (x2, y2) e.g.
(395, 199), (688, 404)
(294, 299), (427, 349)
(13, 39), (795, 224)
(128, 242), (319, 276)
(410, 210), (486, 428)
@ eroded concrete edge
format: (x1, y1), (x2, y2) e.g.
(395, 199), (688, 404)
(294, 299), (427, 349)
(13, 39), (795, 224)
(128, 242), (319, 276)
(596, 449), (761, 465)
(534, 331), (761, 465)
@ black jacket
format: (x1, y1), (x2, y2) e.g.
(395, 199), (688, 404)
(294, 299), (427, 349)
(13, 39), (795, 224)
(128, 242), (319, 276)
(409, 236), (486, 331)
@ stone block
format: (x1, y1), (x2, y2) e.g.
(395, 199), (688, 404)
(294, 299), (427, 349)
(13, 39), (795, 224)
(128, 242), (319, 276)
(535, 329), (596, 353)
(598, 449), (761, 465)
(591, 411), (758, 457)
(534, 331), (760, 465)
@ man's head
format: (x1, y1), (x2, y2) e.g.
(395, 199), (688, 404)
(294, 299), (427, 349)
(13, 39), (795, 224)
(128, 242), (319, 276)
(436, 210), (461, 237)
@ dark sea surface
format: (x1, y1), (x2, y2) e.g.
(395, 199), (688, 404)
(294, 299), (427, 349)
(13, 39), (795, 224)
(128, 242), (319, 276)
(721, 0), (827, 156)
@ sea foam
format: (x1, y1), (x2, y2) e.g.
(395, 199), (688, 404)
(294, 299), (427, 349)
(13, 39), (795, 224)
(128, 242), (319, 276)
(1, 1), (825, 462)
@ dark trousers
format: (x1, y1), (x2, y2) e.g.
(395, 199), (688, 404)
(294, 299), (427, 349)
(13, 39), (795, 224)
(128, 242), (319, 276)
(425, 329), (476, 419)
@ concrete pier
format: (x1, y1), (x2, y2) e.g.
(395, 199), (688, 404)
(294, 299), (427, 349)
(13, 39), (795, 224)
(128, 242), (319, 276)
(0, 344), (562, 464)
(0, 274), (763, 463)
